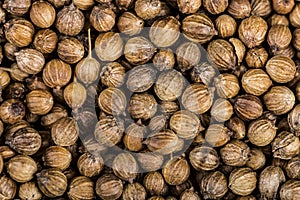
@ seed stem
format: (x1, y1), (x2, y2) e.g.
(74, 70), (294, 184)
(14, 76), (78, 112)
(88, 28), (92, 58)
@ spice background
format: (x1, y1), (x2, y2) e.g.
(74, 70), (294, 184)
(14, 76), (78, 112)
(0, 0), (300, 199)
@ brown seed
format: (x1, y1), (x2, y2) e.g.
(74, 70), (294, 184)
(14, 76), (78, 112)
(57, 37), (84, 64)
(153, 49), (175, 71)
(30, 1), (56, 28)
(228, 0), (251, 19)
(3, 0), (31, 15)
(205, 124), (232, 147)
(145, 129), (179, 155)
(271, 45), (295, 58)
(246, 148), (266, 170)
(180, 190), (200, 200)
(26, 89), (54, 115)
(176, 42), (201, 72)
(0, 145), (16, 160)
(0, 99), (25, 124)
(0, 70), (10, 90)
(190, 62), (217, 85)
(77, 153), (104, 177)
(203, 0), (228, 14)
(117, 12), (144, 36)
(211, 98), (233, 122)
(43, 146), (72, 170)
(95, 32), (124, 62)
(51, 117), (79, 146)
(55, 3), (84, 36)
(43, 59), (72, 89)
(90, 5), (115, 32)
(124, 36), (156, 65)
(250, 0), (272, 17)
(7, 155), (37, 183)
(238, 16), (268, 48)
(4, 42), (18, 61)
(68, 176), (95, 200)
(182, 13), (217, 43)
(75, 29), (101, 86)
(143, 171), (166, 196)
(122, 182), (147, 200)
(95, 174), (123, 200)
(214, 73), (240, 99)
(101, 62), (125, 87)
(259, 166), (286, 199)
(220, 140), (250, 166)
(177, 0), (202, 14)
(245, 47), (269, 68)
(272, 0), (295, 14)
(264, 86), (295, 115)
(3, 82), (27, 100)
(285, 156), (300, 179)
(64, 80), (87, 111)
(155, 70), (186, 101)
(123, 122), (146, 152)
(33, 29), (58, 54)
(162, 156), (190, 185)
(280, 180), (300, 200)
(189, 146), (219, 171)
(160, 101), (180, 116)
(98, 87), (126, 116)
(37, 168), (68, 198)
(0, 175), (17, 199)
(0, 63), (29, 82)
(234, 94), (263, 121)
(137, 150), (164, 172)
(288, 104), (300, 136)
(150, 16), (180, 47)
(290, 4), (300, 28)
(19, 182), (42, 200)
(182, 83), (214, 114)
(15, 48), (45, 75)
(269, 14), (290, 26)
(268, 25), (292, 51)
(126, 65), (157, 92)
(73, 0), (94, 10)
(134, 0), (161, 20)
(248, 118), (277, 146)
(116, 0), (135, 10)
(170, 110), (202, 139)
(241, 69), (272, 96)
(215, 14), (237, 38)
(272, 131), (300, 159)
(229, 38), (246, 65)
(94, 115), (124, 147)
(226, 117), (246, 139)
(48, 0), (70, 7)
(229, 168), (257, 196)
(200, 171), (228, 199)
(112, 153), (139, 182)
(208, 39), (236, 71)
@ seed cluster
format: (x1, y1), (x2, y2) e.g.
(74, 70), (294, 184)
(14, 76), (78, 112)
(0, 0), (300, 199)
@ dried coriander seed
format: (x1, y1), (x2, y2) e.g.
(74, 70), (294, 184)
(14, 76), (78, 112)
(214, 73), (240, 99)
(137, 150), (164, 171)
(205, 124), (232, 147)
(51, 117), (79, 147)
(55, 3), (84, 36)
(0, 99), (25, 124)
(68, 176), (95, 200)
(246, 148), (266, 170)
(63, 80), (87, 111)
(285, 156), (300, 179)
(203, 0), (228, 14)
(177, 0), (202, 14)
(229, 168), (257, 196)
(259, 166), (286, 199)
(215, 14), (237, 38)
(7, 155), (37, 183)
(37, 168), (68, 198)
(153, 49), (175, 71)
(3, 0), (31, 16)
(162, 156), (190, 185)
(73, 0), (95, 10)
(264, 86), (295, 115)
(220, 140), (250, 166)
(290, 4), (300, 28)
(98, 87), (126, 116)
(90, 5), (116, 32)
(123, 122), (146, 152)
(228, 0), (251, 19)
(143, 171), (166, 196)
(26, 89), (54, 115)
(30, 1), (56, 28)
(288, 104), (300, 136)
(251, 0), (272, 17)
(210, 98), (233, 122)
(272, 131), (300, 159)
(182, 83), (214, 114)
(245, 47), (269, 68)
(182, 13), (217, 44)
(101, 62), (126, 87)
(267, 25), (292, 51)
(33, 29), (58, 54)
(234, 94), (263, 121)
(134, 0), (161, 20)
(122, 182), (147, 200)
(272, 0), (295, 14)
(189, 146), (220, 171)
(77, 153), (104, 177)
(176, 42), (201, 72)
(117, 12), (144, 36)
(42, 146), (72, 170)
(0, 175), (17, 199)
(248, 118), (277, 146)
(19, 182), (42, 200)
(200, 171), (228, 199)
(112, 153), (139, 182)
(280, 180), (300, 200)
(238, 15), (268, 48)
(95, 174), (123, 200)
(57, 37), (84, 64)
(16, 48), (45, 75)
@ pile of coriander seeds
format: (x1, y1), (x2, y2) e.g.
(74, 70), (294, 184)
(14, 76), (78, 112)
(0, 0), (300, 199)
